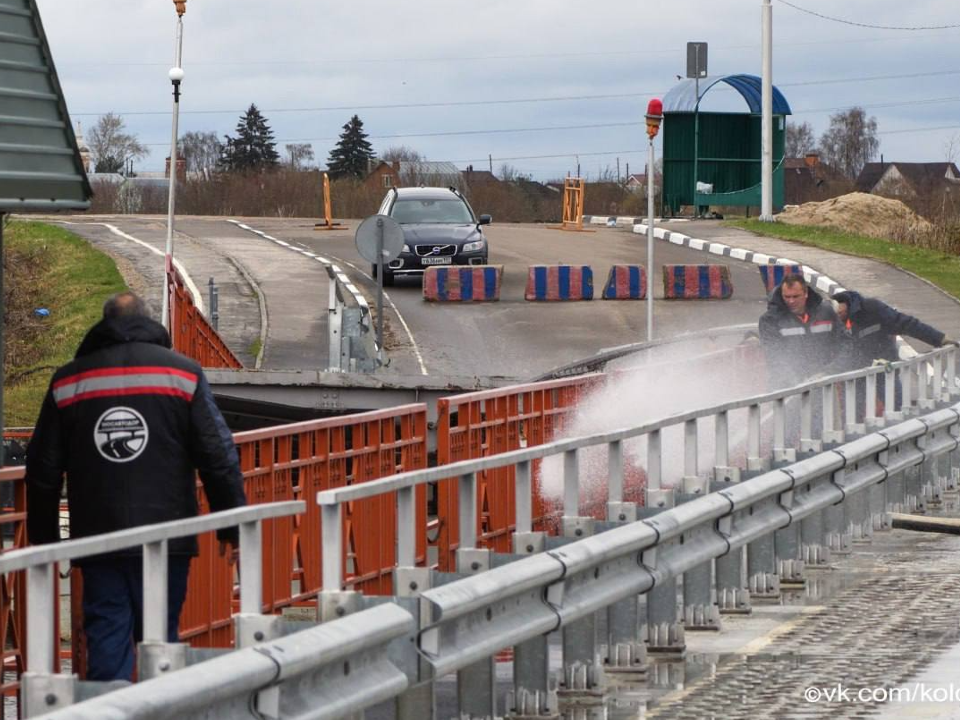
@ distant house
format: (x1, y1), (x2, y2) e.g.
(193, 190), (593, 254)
(856, 161), (960, 198)
(462, 165), (499, 189)
(784, 152), (850, 206)
(364, 160), (462, 191)
(624, 172), (663, 194)
(624, 173), (646, 193)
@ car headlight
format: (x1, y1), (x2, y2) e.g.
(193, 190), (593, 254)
(462, 240), (485, 253)
(402, 244), (411, 253)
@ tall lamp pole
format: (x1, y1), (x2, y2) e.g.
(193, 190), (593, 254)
(645, 98), (663, 343)
(760, 0), (774, 221)
(161, 0), (186, 332)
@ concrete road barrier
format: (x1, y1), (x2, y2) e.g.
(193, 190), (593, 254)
(602, 265), (647, 300)
(759, 264), (804, 293)
(662, 264), (733, 299)
(525, 265), (594, 301)
(423, 265), (503, 302)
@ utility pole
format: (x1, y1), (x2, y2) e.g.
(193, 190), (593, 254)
(488, 154), (493, 174)
(161, 0), (186, 331)
(760, 0), (774, 221)
(645, 99), (663, 343)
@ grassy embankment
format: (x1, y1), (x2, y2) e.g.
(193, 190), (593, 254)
(730, 219), (960, 300)
(3, 220), (126, 426)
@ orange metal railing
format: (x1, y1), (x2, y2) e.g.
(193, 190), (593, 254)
(179, 404), (429, 648)
(0, 466), (60, 700)
(434, 375), (604, 570)
(168, 269), (243, 369)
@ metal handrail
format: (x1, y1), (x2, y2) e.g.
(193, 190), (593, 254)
(416, 405), (960, 676)
(9, 500), (305, 716)
(317, 345), (957, 588)
(320, 347), (956, 507)
(0, 502), (303, 574)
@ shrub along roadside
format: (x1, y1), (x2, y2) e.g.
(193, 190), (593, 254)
(3, 220), (126, 427)
(730, 219), (960, 300)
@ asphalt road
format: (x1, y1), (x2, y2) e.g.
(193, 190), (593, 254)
(220, 217), (772, 378)
(46, 215), (959, 380)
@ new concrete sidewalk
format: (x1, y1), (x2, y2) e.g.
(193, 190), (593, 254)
(662, 220), (960, 350)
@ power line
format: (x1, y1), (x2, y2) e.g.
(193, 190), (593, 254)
(70, 92), (645, 118)
(126, 93), (960, 147)
(777, 0), (960, 31)
(58, 29), (958, 68)
(70, 68), (960, 119)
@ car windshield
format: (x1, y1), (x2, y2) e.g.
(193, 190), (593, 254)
(390, 198), (474, 224)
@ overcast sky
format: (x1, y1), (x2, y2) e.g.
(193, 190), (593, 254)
(34, 0), (960, 180)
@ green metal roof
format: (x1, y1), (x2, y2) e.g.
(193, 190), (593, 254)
(0, 0), (91, 212)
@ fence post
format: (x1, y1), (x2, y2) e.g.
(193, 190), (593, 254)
(138, 538), (188, 681)
(325, 265), (343, 371)
(207, 277), (219, 332)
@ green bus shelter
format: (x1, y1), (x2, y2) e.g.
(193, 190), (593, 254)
(661, 74), (791, 215)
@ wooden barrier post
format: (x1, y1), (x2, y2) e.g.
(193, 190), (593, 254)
(314, 173), (343, 230)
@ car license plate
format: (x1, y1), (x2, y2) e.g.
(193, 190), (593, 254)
(421, 257), (452, 265)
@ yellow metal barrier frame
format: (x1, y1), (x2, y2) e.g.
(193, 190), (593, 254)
(549, 177), (595, 233)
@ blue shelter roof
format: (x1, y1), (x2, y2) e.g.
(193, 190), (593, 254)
(662, 74), (792, 115)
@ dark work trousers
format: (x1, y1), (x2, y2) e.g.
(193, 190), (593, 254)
(80, 556), (191, 681)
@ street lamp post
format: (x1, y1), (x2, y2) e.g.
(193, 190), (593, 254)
(760, 0), (774, 221)
(645, 98), (663, 343)
(161, 0), (186, 332)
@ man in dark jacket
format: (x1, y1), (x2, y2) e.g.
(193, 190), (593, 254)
(759, 274), (840, 388)
(834, 290), (955, 416)
(25, 292), (246, 681)
(834, 290), (954, 368)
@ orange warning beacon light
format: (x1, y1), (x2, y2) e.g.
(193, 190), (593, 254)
(645, 98), (663, 139)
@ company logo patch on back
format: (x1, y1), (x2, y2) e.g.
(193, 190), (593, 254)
(94, 407), (149, 462)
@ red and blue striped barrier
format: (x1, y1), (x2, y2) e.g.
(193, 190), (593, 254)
(525, 265), (593, 301)
(602, 265), (647, 300)
(759, 264), (804, 293)
(423, 265), (502, 302)
(662, 264), (733, 299)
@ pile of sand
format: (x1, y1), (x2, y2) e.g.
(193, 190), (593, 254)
(778, 192), (932, 240)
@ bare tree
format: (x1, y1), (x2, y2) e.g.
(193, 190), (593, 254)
(87, 112), (148, 174)
(786, 121), (816, 157)
(180, 131), (222, 178)
(284, 143), (315, 170)
(818, 108), (880, 180)
(944, 133), (960, 165)
(380, 145), (423, 163)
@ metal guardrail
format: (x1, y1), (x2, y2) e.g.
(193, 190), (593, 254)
(325, 263), (378, 372)
(318, 346), (960, 590)
(35, 603), (414, 720)
(47, 376), (960, 719)
(3, 502), (304, 717)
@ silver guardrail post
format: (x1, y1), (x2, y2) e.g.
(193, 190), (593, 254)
(454, 470), (498, 720)
(713, 408), (751, 614)
(602, 439), (645, 681)
(138, 538), (189, 681)
(679, 418), (721, 632)
(21, 563), (77, 717)
(557, 448), (604, 701)
(506, 463), (558, 719)
(325, 264), (343, 372)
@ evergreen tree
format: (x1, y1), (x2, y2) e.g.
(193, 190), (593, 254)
(220, 104), (280, 172)
(326, 115), (375, 180)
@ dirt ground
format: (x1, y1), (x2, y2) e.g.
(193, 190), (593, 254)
(779, 192), (933, 240)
